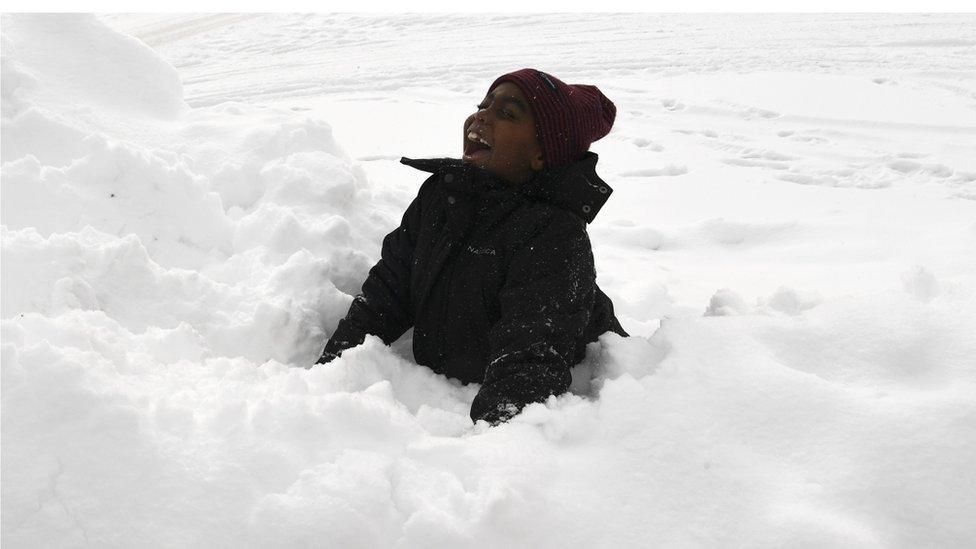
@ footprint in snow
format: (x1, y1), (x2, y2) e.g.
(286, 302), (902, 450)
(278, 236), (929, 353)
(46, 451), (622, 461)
(724, 158), (790, 170)
(723, 148), (795, 171)
(619, 165), (688, 177)
(740, 107), (780, 120)
(887, 160), (954, 178)
(660, 98), (684, 111)
(951, 171), (976, 183)
(778, 171), (892, 189)
(630, 137), (664, 151)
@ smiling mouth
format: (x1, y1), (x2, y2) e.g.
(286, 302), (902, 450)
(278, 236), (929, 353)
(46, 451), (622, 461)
(463, 130), (492, 163)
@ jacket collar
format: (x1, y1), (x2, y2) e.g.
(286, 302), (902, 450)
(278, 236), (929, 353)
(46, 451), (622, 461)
(399, 152), (613, 224)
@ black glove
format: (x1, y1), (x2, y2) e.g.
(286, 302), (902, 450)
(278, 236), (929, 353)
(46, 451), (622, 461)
(315, 350), (340, 366)
(471, 398), (522, 426)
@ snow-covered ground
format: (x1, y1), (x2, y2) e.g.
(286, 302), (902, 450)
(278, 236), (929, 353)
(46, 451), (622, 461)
(2, 13), (975, 547)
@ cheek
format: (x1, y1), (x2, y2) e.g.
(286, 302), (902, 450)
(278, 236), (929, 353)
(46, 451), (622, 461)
(517, 133), (541, 161)
(495, 139), (534, 169)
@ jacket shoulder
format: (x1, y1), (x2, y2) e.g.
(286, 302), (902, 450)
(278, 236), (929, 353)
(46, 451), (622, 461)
(522, 152), (613, 224)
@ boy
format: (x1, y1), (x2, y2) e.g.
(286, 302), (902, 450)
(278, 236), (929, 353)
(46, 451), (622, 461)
(317, 68), (627, 425)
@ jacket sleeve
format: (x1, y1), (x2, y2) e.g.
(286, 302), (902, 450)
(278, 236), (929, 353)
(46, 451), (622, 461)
(317, 177), (433, 364)
(470, 212), (596, 424)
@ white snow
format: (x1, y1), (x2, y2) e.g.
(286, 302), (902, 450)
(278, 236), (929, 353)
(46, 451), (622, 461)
(3, 12), (976, 547)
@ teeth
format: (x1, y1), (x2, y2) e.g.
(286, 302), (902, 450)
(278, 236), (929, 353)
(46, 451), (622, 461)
(467, 131), (491, 147)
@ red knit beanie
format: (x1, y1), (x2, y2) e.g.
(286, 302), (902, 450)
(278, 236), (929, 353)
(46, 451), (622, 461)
(489, 68), (616, 170)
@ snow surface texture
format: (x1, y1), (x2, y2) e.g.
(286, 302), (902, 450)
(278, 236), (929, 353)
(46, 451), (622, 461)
(3, 13), (976, 548)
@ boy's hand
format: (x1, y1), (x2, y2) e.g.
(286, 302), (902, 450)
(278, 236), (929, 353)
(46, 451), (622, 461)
(315, 350), (339, 365)
(473, 401), (521, 426)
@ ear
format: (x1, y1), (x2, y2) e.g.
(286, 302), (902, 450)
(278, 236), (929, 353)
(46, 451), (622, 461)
(531, 152), (544, 172)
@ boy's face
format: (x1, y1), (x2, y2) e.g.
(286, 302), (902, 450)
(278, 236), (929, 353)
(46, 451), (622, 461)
(462, 82), (544, 184)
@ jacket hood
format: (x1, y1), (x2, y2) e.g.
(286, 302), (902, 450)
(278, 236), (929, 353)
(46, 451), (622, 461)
(399, 152), (613, 224)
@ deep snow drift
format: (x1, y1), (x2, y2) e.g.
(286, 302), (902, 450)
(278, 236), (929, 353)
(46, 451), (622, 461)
(3, 13), (976, 548)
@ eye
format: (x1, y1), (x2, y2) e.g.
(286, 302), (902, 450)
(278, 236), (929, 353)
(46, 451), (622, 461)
(474, 102), (516, 120)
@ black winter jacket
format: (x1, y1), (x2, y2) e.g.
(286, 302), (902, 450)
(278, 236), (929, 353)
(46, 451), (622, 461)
(319, 152), (627, 423)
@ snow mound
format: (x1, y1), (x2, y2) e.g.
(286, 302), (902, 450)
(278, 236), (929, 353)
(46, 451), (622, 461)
(2, 14), (185, 121)
(5, 289), (975, 546)
(1, 14), (384, 367)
